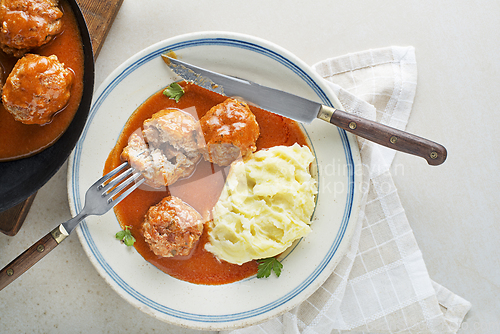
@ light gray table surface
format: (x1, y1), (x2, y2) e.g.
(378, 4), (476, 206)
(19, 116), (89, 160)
(1, 1), (498, 333)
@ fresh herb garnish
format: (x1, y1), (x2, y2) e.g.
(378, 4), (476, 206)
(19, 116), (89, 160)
(115, 225), (136, 246)
(163, 82), (185, 102)
(256, 257), (283, 278)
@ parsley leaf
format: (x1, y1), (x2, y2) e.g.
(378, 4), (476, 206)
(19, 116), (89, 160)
(256, 257), (283, 278)
(115, 225), (136, 247)
(163, 82), (185, 102)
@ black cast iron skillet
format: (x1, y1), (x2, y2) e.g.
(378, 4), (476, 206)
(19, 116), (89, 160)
(0, 0), (95, 212)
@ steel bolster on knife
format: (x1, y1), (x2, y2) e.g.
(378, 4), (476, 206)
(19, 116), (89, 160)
(162, 55), (447, 166)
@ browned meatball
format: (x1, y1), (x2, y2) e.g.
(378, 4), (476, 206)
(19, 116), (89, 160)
(2, 53), (73, 124)
(2, 54), (73, 124)
(142, 196), (204, 258)
(0, 0), (63, 57)
(199, 98), (260, 166)
(121, 109), (203, 188)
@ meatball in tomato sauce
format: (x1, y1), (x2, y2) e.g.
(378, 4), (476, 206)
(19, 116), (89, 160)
(121, 109), (203, 188)
(0, 0), (63, 57)
(142, 196), (204, 258)
(2, 53), (73, 125)
(199, 98), (259, 166)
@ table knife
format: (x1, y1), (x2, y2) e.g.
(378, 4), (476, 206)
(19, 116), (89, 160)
(162, 55), (447, 165)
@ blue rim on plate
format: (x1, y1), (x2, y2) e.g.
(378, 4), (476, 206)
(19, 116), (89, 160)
(68, 32), (359, 329)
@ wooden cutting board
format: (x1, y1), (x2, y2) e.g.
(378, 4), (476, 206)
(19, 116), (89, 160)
(0, 0), (124, 236)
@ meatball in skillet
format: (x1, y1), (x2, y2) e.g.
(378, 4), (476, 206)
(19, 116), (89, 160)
(121, 109), (203, 188)
(142, 196), (204, 258)
(199, 98), (259, 166)
(2, 53), (73, 125)
(0, 0), (63, 57)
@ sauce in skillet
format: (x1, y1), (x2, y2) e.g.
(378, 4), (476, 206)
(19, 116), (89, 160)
(105, 82), (309, 285)
(0, 0), (84, 161)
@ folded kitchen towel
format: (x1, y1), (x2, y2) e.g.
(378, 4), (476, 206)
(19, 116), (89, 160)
(226, 46), (471, 334)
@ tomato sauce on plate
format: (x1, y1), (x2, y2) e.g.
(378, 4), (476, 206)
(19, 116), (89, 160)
(105, 82), (308, 285)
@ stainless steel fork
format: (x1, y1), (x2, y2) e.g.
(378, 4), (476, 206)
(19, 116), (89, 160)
(0, 162), (145, 291)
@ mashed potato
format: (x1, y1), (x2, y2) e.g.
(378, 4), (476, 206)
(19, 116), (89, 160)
(205, 143), (317, 265)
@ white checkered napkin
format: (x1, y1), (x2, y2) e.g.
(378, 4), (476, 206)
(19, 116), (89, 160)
(226, 47), (470, 334)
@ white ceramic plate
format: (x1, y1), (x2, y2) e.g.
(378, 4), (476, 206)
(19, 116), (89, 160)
(68, 32), (362, 330)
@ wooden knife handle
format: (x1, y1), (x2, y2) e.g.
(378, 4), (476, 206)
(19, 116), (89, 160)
(320, 106), (447, 165)
(0, 226), (66, 291)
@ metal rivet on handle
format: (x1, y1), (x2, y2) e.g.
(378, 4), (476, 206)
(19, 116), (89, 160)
(348, 122), (357, 130)
(37, 244), (45, 253)
(6, 269), (14, 276)
(390, 136), (398, 144)
(430, 151), (438, 159)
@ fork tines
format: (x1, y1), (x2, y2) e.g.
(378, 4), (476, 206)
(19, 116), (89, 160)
(97, 162), (145, 206)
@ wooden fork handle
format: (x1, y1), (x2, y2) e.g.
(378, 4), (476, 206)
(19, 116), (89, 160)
(319, 106), (447, 165)
(0, 225), (68, 291)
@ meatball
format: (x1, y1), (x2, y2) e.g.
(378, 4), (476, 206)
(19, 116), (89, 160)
(2, 53), (73, 124)
(199, 98), (259, 166)
(142, 196), (204, 258)
(142, 108), (203, 160)
(0, 0), (63, 57)
(121, 109), (203, 188)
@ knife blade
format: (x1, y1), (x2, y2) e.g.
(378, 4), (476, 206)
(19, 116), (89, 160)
(162, 55), (447, 165)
